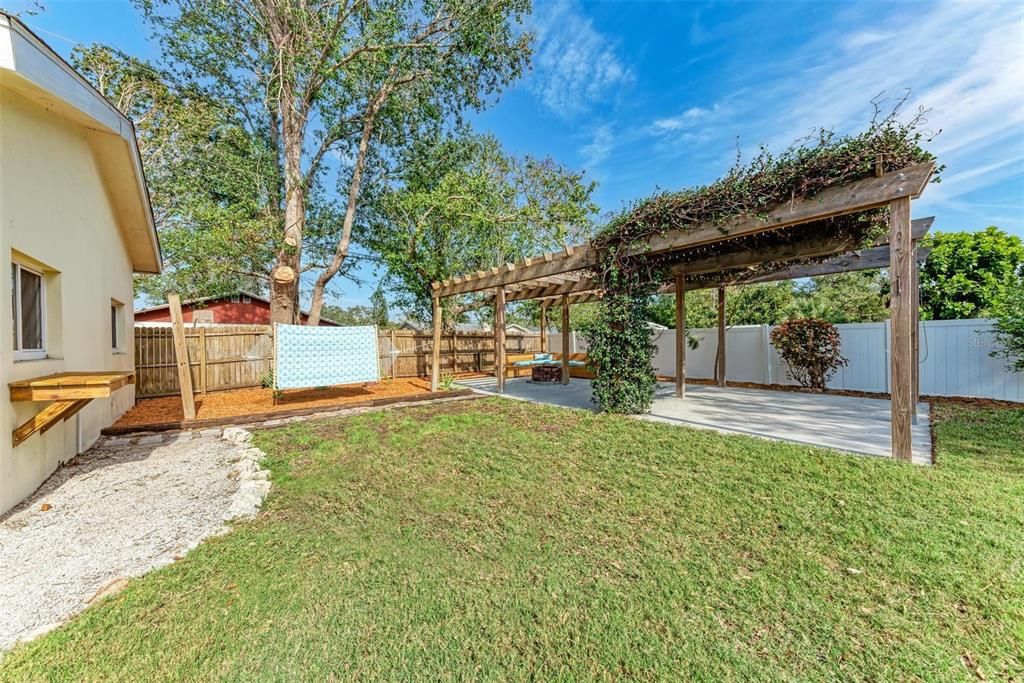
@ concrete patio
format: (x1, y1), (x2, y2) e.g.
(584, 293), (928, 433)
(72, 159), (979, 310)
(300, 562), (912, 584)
(457, 377), (932, 465)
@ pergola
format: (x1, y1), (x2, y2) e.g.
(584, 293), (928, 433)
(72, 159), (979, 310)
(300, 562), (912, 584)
(429, 162), (936, 461)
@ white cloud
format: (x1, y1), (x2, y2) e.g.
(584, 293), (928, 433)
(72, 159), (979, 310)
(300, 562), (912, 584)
(842, 30), (894, 50)
(721, 2), (1024, 207)
(528, 0), (633, 118)
(579, 123), (615, 168)
(652, 105), (716, 133)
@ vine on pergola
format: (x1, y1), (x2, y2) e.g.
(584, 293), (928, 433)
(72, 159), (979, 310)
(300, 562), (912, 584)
(581, 110), (940, 414)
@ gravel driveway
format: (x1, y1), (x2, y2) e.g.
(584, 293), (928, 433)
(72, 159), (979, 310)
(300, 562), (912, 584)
(0, 428), (270, 651)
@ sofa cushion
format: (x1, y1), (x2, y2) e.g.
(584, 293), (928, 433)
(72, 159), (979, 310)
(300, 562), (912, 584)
(568, 360), (587, 367)
(535, 353), (552, 361)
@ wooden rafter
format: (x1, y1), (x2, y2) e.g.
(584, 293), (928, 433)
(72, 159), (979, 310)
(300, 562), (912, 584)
(675, 245), (931, 292)
(498, 216), (933, 304)
(432, 163), (934, 298)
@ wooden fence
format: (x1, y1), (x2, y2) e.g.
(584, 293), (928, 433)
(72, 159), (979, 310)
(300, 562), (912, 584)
(134, 325), (542, 398)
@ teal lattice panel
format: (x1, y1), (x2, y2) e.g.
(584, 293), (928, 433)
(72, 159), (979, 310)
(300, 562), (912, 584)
(274, 324), (379, 390)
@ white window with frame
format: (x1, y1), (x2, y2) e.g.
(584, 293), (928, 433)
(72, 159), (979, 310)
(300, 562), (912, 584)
(111, 299), (126, 353)
(12, 262), (46, 360)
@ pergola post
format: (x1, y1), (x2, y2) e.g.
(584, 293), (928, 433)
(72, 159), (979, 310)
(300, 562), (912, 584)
(889, 196), (914, 461)
(495, 287), (506, 394)
(912, 257), (921, 424)
(430, 295), (442, 392)
(716, 286), (727, 388)
(675, 275), (686, 398)
(561, 295), (570, 385)
(539, 303), (548, 353)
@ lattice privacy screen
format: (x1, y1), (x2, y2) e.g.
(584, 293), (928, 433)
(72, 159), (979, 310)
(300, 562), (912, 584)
(274, 324), (379, 390)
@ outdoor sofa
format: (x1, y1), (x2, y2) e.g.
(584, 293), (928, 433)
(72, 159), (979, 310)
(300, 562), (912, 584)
(504, 352), (596, 379)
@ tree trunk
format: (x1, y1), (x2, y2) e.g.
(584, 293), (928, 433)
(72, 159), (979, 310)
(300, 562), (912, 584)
(306, 90), (387, 325)
(270, 99), (306, 324)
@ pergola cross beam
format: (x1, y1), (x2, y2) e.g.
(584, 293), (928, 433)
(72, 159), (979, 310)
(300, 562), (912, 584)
(432, 163), (934, 298)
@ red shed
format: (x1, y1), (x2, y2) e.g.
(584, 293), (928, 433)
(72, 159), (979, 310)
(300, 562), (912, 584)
(134, 292), (340, 326)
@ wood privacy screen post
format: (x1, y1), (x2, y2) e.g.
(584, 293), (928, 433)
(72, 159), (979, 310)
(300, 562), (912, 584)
(430, 296), (442, 391)
(561, 295), (570, 385)
(716, 286), (727, 387)
(494, 287), (506, 393)
(675, 275), (686, 398)
(889, 195), (914, 461)
(167, 294), (196, 420)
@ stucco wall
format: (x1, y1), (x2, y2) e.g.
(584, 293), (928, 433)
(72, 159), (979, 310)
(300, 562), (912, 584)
(1, 88), (136, 513)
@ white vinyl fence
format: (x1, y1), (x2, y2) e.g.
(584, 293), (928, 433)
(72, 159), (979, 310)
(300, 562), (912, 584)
(558, 319), (1023, 402)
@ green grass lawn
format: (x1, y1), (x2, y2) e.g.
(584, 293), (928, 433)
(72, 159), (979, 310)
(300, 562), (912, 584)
(2, 398), (1022, 681)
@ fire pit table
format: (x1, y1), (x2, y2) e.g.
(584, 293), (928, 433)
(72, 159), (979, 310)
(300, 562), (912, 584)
(530, 364), (562, 383)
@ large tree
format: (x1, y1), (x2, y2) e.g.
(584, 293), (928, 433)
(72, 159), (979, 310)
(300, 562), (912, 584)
(136, 0), (531, 324)
(361, 128), (597, 326)
(72, 44), (282, 302)
(649, 282), (795, 329)
(920, 227), (1024, 320)
(789, 271), (889, 324)
(991, 279), (1024, 372)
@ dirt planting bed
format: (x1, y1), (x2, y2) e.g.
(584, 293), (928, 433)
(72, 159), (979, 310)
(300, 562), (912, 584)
(115, 378), (440, 429)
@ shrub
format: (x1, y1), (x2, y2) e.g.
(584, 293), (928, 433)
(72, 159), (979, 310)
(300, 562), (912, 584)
(770, 318), (848, 390)
(991, 279), (1024, 372)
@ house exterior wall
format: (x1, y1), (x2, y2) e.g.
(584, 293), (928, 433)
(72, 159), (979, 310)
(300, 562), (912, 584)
(135, 298), (335, 326)
(1, 88), (136, 513)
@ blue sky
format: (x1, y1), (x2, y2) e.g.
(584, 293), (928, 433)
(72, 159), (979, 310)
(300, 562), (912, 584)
(10, 0), (1024, 309)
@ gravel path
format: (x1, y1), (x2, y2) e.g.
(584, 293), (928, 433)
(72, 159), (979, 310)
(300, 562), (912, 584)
(0, 428), (270, 651)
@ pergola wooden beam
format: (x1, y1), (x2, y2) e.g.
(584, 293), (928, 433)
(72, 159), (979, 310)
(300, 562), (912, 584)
(432, 163), (934, 298)
(687, 244), (932, 291)
(500, 216), (933, 304)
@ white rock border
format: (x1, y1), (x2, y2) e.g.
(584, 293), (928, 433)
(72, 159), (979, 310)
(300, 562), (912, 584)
(222, 427), (272, 521)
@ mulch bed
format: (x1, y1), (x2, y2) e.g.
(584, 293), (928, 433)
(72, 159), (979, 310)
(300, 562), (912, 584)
(114, 378), (452, 431)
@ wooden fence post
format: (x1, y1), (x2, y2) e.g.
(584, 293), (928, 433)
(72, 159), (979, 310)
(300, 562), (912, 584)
(198, 327), (208, 395)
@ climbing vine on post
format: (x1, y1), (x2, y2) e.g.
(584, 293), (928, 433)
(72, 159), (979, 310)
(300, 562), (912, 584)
(580, 264), (661, 414)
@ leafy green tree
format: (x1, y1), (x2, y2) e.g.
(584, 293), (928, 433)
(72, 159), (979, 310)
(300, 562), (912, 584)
(649, 282), (795, 329)
(920, 227), (1024, 320)
(361, 129), (597, 325)
(72, 44), (281, 303)
(136, 0), (531, 324)
(320, 304), (374, 326)
(370, 286), (390, 328)
(991, 279), (1024, 372)
(789, 271), (889, 324)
